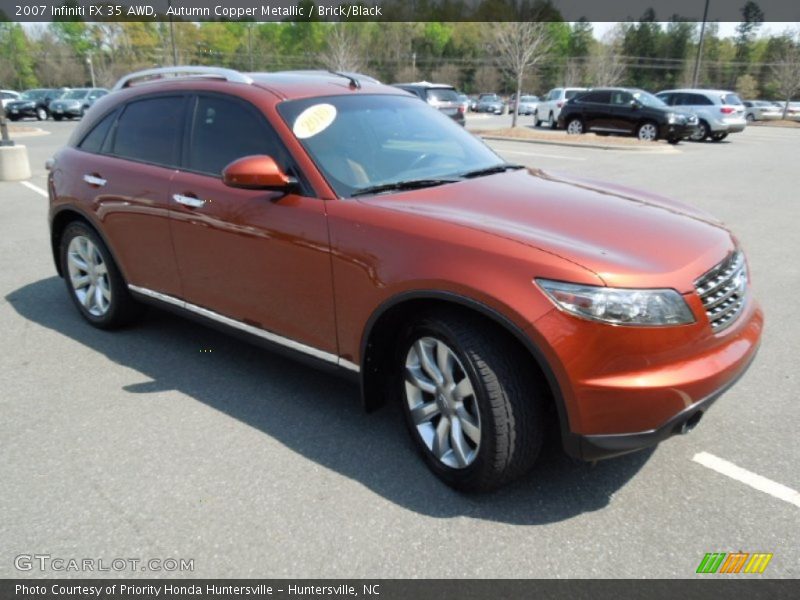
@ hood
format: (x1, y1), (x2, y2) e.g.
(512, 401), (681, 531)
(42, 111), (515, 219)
(360, 168), (734, 292)
(8, 100), (34, 108)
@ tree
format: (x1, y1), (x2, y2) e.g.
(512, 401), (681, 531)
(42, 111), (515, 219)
(491, 22), (553, 127)
(320, 24), (365, 72)
(771, 43), (800, 118)
(735, 74), (759, 98)
(0, 23), (38, 89)
(588, 27), (627, 87)
(734, 1), (764, 67)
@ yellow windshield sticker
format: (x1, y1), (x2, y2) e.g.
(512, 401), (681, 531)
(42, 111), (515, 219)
(293, 104), (337, 139)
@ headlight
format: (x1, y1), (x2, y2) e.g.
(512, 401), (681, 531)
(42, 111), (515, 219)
(535, 279), (695, 326)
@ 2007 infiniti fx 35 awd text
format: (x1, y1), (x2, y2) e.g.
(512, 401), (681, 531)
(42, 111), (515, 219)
(47, 67), (762, 491)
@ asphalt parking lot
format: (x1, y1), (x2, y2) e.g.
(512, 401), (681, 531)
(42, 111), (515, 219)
(1, 119), (798, 578)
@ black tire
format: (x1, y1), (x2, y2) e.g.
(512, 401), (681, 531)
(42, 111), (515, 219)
(53, 114), (63, 121)
(533, 112), (541, 127)
(667, 136), (680, 145)
(36, 108), (47, 121)
(548, 112), (557, 129)
(8, 115), (20, 121)
(710, 132), (728, 142)
(59, 221), (143, 329)
(565, 117), (584, 135)
(690, 120), (709, 142)
(746, 114), (754, 123)
(397, 311), (544, 491)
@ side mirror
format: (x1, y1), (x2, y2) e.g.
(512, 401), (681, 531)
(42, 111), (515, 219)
(222, 155), (297, 191)
(631, 99), (642, 109)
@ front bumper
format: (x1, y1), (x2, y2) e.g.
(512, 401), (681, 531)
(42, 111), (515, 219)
(5, 105), (37, 118)
(50, 104), (83, 117)
(531, 289), (763, 462)
(666, 122), (698, 139)
(577, 346), (758, 460)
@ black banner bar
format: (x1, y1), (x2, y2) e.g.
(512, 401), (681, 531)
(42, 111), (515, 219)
(1, 0), (800, 23)
(2, 579), (799, 600)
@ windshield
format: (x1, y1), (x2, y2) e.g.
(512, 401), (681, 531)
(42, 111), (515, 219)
(520, 96), (538, 102)
(21, 90), (46, 100)
(564, 90), (582, 100)
(278, 95), (505, 198)
(63, 89), (89, 100)
(479, 94), (499, 101)
(632, 90), (667, 108)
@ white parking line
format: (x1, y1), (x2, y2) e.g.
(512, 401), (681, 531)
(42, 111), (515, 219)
(496, 148), (586, 161)
(693, 451), (800, 509)
(20, 181), (48, 198)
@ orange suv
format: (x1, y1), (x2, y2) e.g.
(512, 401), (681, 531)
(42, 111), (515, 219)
(48, 67), (763, 490)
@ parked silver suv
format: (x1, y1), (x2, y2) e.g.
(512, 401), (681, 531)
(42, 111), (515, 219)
(535, 87), (587, 128)
(656, 89), (746, 142)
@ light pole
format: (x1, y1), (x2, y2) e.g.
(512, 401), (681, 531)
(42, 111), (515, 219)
(86, 56), (96, 87)
(692, 0), (711, 88)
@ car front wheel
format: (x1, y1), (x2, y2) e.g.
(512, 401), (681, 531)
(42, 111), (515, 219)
(566, 117), (584, 135)
(548, 112), (557, 129)
(36, 108), (47, 121)
(636, 121), (659, 141)
(60, 221), (142, 329)
(398, 312), (543, 491)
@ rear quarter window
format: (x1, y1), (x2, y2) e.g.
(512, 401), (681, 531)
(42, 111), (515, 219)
(426, 88), (458, 102)
(722, 93), (743, 105)
(77, 110), (118, 154)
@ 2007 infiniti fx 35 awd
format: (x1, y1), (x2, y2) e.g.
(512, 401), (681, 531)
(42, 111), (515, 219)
(47, 67), (762, 491)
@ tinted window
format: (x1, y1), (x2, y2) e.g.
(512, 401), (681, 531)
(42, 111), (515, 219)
(656, 93), (673, 105)
(686, 94), (713, 106)
(78, 110), (117, 154)
(187, 95), (287, 176)
(111, 96), (184, 167)
(581, 91), (611, 104)
(564, 89), (582, 100)
(426, 88), (458, 102)
(722, 93), (743, 105)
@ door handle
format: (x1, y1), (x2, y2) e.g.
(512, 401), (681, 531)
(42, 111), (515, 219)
(172, 194), (205, 208)
(83, 174), (106, 187)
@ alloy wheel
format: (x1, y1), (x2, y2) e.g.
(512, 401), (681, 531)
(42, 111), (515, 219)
(567, 119), (583, 134)
(67, 235), (112, 317)
(404, 336), (481, 469)
(638, 123), (658, 141)
(36, 108), (47, 121)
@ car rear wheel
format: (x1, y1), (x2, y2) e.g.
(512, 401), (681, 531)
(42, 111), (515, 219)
(53, 114), (63, 121)
(636, 121), (659, 141)
(710, 132), (728, 142)
(398, 312), (543, 491)
(60, 222), (143, 329)
(36, 108), (47, 121)
(566, 118), (584, 135)
(746, 114), (754, 123)
(533, 111), (541, 127)
(690, 121), (709, 141)
(548, 112), (557, 129)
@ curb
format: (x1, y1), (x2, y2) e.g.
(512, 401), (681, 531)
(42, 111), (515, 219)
(8, 127), (50, 139)
(476, 134), (680, 153)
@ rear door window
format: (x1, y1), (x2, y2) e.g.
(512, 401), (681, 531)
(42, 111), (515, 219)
(110, 96), (185, 167)
(580, 91), (611, 104)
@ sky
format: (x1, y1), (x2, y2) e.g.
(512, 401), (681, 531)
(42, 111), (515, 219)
(590, 21), (800, 40)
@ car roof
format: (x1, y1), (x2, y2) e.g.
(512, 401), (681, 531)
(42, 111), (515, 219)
(659, 89), (736, 95)
(114, 69), (405, 101)
(393, 81), (454, 89)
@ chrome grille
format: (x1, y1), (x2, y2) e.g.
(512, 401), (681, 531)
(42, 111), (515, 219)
(694, 251), (748, 333)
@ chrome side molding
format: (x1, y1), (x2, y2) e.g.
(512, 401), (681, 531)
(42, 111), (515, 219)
(128, 285), (360, 373)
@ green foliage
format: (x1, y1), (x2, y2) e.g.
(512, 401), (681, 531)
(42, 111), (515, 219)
(0, 23), (38, 89)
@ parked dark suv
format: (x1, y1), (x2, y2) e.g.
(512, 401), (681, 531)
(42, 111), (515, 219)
(392, 82), (465, 126)
(5, 88), (69, 121)
(558, 88), (699, 143)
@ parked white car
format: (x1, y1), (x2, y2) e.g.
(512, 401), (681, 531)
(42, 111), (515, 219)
(656, 89), (747, 141)
(743, 100), (782, 122)
(1, 90), (21, 110)
(534, 87), (587, 128)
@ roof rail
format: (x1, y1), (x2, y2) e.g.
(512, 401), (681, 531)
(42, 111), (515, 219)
(112, 66), (253, 91)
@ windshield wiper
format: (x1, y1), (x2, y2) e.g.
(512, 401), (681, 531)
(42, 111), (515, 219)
(458, 164), (525, 179)
(350, 178), (462, 197)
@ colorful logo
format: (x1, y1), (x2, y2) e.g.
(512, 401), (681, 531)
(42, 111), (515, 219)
(696, 552), (773, 574)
